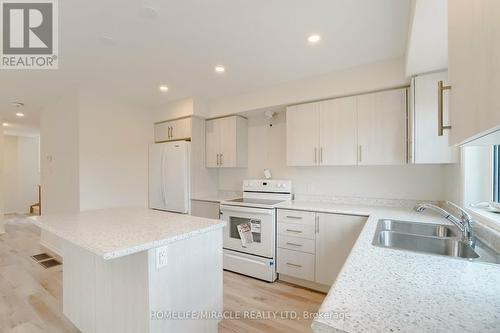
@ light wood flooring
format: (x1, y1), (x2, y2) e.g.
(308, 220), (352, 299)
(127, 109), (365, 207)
(0, 216), (325, 333)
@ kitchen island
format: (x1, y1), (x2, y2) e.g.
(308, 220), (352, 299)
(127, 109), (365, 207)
(31, 208), (226, 333)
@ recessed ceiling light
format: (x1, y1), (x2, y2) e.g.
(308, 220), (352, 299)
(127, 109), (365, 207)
(2, 122), (10, 127)
(15, 112), (24, 117)
(214, 65), (225, 73)
(307, 34), (321, 44)
(159, 85), (169, 92)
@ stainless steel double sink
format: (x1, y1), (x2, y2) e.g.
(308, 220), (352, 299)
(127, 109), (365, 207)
(372, 219), (499, 263)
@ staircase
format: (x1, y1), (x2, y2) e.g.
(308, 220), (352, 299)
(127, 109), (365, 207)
(30, 185), (41, 216)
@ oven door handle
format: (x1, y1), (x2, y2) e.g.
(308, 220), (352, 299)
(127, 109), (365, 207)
(220, 205), (274, 215)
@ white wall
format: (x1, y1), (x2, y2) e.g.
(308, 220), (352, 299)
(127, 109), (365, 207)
(3, 135), (40, 214)
(462, 146), (493, 206)
(217, 112), (448, 201)
(152, 97), (210, 123)
(78, 92), (153, 210)
(153, 98), (194, 122)
(405, 0), (448, 76)
(40, 93), (80, 215)
(208, 57), (409, 117)
(191, 117), (218, 198)
(0, 132), (4, 234)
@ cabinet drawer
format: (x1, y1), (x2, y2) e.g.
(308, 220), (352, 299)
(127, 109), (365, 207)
(278, 235), (315, 254)
(277, 249), (315, 281)
(278, 222), (315, 240)
(278, 209), (315, 226)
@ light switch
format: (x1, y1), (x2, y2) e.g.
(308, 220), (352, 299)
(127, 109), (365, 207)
(156, 246), (168, 269)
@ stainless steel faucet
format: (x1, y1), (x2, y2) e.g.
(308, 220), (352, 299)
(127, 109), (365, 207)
(414, 201), (475, 248)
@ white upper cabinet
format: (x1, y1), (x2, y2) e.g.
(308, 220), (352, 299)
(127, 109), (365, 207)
(448, 0), (500, 145)
(205, 116), (248, 168)
(286, 96), (357, 166)
(410, 71), (458, 164)
(356, 89), (407, 165)
(319, 97), (358, 166)
(286, 102), (320, 166)
(287, 89), (407, 167)
(155, 117), (192, 143)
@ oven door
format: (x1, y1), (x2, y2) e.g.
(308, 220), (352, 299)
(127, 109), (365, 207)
(220, 205), (275, 258)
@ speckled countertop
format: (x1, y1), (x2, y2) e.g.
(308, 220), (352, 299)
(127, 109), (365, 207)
(31, 208), (226, 260)
(191, 193), (242, 203)
(276, 201), (500, 333)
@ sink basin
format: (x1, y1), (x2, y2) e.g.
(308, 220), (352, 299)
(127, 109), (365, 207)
(374, 231), (479, 259)
(378, 219), (457, 238)
(372, 219), (499, 264)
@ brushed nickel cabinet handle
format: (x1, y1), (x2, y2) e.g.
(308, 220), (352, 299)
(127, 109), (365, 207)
(170, 127), (174, 138)
(358, 145), (362, 163)
(220, 153), (223, 165)
(286, 262), (302, 268)
(315, 215), (319, 233)
(285, 216), (302, 220)
(216, 154), (220, 166)
(285, 229), (302, 233)
(320, 147), (323, 164)
(438, 80), (452, 136)
(285, 242), (302, 247)
(314, 147), (318, 164)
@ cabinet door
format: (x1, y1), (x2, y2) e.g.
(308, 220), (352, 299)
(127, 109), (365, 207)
(315, 213), (366, 286)
(190, 200), (220, 219)
(448, 0), (500, 145)
(412, 72), (458, 164)
(154, 122), (170, 142)
(205, 119), (220, 168)
(218, 117), (237, 167)
(357, 89), (407, 165)
(286, 103), (320, 166)
(170, 117), (192, 141)
(319, 97), (358, 166)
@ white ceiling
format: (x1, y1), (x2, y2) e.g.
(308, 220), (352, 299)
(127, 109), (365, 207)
(0, 0), (411, 131)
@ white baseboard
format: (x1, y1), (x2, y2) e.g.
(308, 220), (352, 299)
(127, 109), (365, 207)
(279, 274), (330, 293)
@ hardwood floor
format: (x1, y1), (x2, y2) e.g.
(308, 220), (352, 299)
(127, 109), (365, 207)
(0, 216), (325, 333)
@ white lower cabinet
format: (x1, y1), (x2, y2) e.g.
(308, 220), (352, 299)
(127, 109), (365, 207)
(190, 200), (220, 219)
(315, 213), (366, 286)
(277, 209), (366, 290)
(277, 249), (315, 281)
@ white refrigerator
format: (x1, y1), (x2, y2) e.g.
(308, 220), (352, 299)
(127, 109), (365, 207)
(148, 141), (191, 213)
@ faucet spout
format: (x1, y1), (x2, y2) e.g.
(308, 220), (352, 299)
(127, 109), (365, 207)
(414, 202), (475, 248)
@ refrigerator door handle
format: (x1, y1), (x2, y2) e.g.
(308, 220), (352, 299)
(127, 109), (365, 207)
(161, 149), (168, 207)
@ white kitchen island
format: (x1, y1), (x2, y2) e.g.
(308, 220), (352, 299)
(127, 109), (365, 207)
(31, 208), (225, 333)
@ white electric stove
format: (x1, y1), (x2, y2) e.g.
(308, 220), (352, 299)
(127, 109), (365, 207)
(220, 180), (292, 282)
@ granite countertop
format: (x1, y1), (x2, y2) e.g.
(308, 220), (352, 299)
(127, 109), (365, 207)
(276, 201), (500, 333)
(31, 208), (226, 260)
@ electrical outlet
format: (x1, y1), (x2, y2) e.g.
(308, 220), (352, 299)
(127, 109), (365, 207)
(156, 246), (168, 269)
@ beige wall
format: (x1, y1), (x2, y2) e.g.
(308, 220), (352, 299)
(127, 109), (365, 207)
(40, 93), (80, 215)
(208, 57), (409, 117)
(217, 112), (448, 201)
(3, 135), (40, 214)
(0, 132), (4, 234)
(78, 92), (153, 210)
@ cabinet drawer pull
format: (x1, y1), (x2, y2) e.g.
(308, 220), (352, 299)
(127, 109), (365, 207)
(285, 242), (302, 247)
(285, 215), (302, 220)
(285, 229), (302, 233)
(438, 80), (452, 136)
(286, 262), (302, 268)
